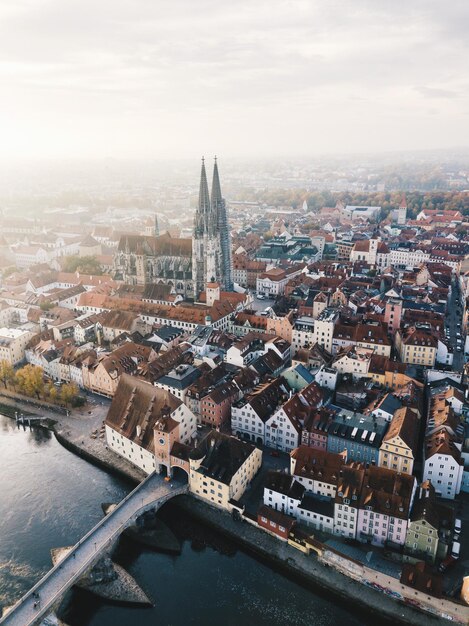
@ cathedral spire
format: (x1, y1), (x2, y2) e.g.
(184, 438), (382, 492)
(210, 157), (233, 292)
(194, 157), (211, 237)
(211, 156), (222, 231)
(198, 157), (211, 218)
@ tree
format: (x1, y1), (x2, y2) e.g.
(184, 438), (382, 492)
(0, 360), (15, 388)
(45, 382), (59, 404)
(15, 365), (44, 399)
(60, 382), (79, 407)
(62, 255), (103, 275)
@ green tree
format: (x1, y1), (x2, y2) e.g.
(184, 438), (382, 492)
(0, 360), (15, 388)
(15, 365), (44, 399)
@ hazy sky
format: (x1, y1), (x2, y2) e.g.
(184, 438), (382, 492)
(0, 0), (468, 160)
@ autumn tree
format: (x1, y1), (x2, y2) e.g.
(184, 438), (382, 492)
(15, 365), (44, 399)
(60, 382), (79, 406)
(0, 360), (15, 388)
(45, 382), (59, 404)
(63, 255), (103, 275)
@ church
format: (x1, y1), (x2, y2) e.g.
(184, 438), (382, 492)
(114, 158), (233, 300)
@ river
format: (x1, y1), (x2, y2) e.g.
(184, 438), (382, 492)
(0, 414), (371, 625)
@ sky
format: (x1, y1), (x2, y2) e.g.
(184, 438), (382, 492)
(0, 0), (468, 160)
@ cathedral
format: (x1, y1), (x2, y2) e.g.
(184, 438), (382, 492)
(115, 158), (233, 300)
(192, 157), (233, 296)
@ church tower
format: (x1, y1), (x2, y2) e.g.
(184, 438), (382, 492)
(192, 157), (233, 300)
(211, 158), (233, 291)
(192, 158), (212, 298)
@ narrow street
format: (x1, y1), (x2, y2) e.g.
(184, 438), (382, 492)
(447, 280), (465, 372)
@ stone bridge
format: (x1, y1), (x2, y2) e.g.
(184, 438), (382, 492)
(0, 473), (188, 626)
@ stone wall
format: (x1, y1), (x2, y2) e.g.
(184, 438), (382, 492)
(320, 548), (469, 625)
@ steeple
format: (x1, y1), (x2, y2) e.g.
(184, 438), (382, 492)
(211, 156), (222, 231)
(199, 157), (210, 216)
(210, 157), (233, 291)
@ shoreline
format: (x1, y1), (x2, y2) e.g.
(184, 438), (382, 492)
(0, 395), (460, 625)
(50, 422), (459, 626)
(53, 432), (140, 487)
(171, 495), (446, 626)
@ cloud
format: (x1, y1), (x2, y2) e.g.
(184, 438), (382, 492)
(415, 86), (461, 99)
(0, 0), (467, 158)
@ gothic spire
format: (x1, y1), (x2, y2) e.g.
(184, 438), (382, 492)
(198, 157), (211, 217)
(194, 157), (211, 236)
(210, 157), (233, 291)
(211, 156), (222, 206)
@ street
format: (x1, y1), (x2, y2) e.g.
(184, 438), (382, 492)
(447, 279), (465, 372)
(249, 294), (277, 313)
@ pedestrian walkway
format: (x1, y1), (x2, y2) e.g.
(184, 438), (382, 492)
(0, 473), (187, 626)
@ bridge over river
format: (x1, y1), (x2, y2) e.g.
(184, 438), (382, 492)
(0, 473), (188, 626)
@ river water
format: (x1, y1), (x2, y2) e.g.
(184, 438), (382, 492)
(0, 415), (370, 625)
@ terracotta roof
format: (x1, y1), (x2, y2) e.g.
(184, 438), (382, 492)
(401, 327), (438, 348)
(258, 504), (296, 530)
(400, 562), (442, 598)
(101, 309), (139, 331)
(425, 430), (462, 463)
(238, 378), (289, 422)
(105, 374), (182, 453)
(358, 465), (415, 519)
(291, 446), (346, 485)
(383, 406), (419, 451)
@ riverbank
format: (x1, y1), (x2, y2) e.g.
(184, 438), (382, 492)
(0, 391), (461, 626)
(51, 420), (458, 626)
(0, 390), (145, 485)
(172, 495), (451, 626)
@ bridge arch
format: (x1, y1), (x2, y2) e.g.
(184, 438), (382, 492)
(0, 474), (188, 626)
(170, 465), (189, 482)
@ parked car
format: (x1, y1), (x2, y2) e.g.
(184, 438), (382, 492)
(454, 518), (462, 534)
(451, 541), (461, 559)
(256, 293), (265, 300)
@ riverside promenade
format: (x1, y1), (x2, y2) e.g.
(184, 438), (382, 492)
(0, 473), (187, 626)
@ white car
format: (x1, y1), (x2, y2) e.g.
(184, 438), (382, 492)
(256, 293), (265, 300)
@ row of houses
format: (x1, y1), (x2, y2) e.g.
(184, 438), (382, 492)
(263, 446), (453, 563)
